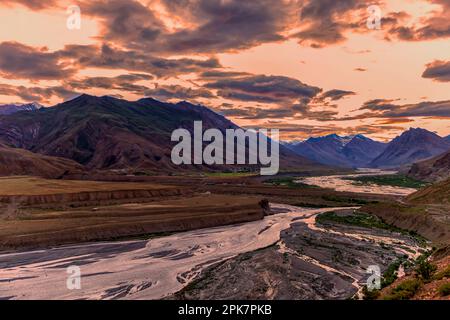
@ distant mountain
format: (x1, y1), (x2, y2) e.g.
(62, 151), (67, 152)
(0, 102), (43, 115)
(0, 143), (83, 178)
(408, 150), (450, 182)
(342, 135), (387, 167)
(445, 135), (450, 143)
(0, 94), (321, 173)
(286, 134), (350, 167)
(370, 128), (450, 168)
(287, 134), (386, 168)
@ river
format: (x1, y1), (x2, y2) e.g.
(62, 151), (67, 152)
(0, 171), (423, 300)
(0, 206), (355, 300)
(299, 169), (418, 196)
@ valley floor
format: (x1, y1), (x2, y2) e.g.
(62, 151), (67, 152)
(0, 205), (424, 300)
(0, 172), (448, 300)
(171, 206), (425, 300)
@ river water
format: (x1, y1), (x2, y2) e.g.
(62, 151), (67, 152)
(299, 169), (418, 196)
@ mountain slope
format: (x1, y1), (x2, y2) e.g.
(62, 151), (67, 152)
(342, 134), (387, 167)
(407, 177), (450, 205)
(0, 95), (320, 173)
(287, 134), (386, 168)
(408, 150), (450, 182)
(0, 102), (43, 115)
(288, 134), (350, 167)
(0, 143), (83, 178)
(370, 128), (450, 168)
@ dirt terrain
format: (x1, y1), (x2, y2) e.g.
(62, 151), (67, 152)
(361, 202), (450, 245)
(0, 177), (265, 251)
(378, 247), (450, 300)
(0, 173), (394, 252)
(0, 144), (83, 178)
(0, 176), (189, 206)
(407, 177), (450, 205)
(360, 178), (450, 246)
(408, 150), (450, 182)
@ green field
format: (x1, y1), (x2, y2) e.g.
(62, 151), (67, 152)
(205, 172), (257, 178)
(316, 211), (400, 231)
(343, 174), (428, 189)
(264, 177), (319, 189)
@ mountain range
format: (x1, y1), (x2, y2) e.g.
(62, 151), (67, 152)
(287, 128), (450, 169)
(0, 94), (320, 175)
(370, 128), (450, 168)
(286, 134), (386, 168)
(0, 102), (43, 115)
(1, 95), (449, 175)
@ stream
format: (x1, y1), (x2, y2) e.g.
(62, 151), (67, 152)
(299, 169), (418, 196)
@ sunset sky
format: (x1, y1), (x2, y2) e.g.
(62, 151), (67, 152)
(0, 0), (449, 141)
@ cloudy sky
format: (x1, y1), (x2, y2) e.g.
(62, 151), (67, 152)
(0, 0), (449, 141)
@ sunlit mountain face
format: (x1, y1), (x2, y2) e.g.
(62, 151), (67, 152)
(0, 0), (449, 141)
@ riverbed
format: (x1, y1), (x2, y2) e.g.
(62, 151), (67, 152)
(298, 169), (418, 196)
(171, 205), (424, 300)
(0, 206), (349, 299)
(0, 202), (424, 300)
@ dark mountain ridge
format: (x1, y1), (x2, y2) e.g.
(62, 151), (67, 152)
(0, 94), (321, 174)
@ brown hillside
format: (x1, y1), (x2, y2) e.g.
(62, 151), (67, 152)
(0, 144), (83, 178)
(408, 150), (450, 182)
(0, 95), (324, 174)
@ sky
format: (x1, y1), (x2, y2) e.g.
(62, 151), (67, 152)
(0, 0), (449, 141)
